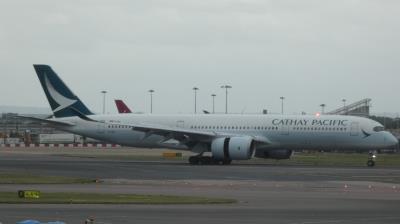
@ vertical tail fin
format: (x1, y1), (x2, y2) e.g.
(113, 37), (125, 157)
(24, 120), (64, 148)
(115, 99), (132, 113)
(33, 64), (93, 118)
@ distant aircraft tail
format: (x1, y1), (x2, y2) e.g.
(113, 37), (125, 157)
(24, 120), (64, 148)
(115, 99), (132, 113)
(33, 64), (94, 118)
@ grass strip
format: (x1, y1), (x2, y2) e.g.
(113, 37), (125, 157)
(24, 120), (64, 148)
(0, 173), (94, 184)
(0, 192), (236, 204)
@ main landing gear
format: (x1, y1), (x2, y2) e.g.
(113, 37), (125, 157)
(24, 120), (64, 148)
(367, 151), (376, 167)
(188, 155), (232, 165)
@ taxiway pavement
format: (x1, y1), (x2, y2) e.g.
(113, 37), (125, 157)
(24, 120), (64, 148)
(1, 149), (400, 223)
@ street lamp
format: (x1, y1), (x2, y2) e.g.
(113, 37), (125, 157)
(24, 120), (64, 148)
(221, 85), (232, 114)
(148, 89), (154, 114)
(211, 94), (216, 114)
(320, 104), (326, 114)
(101, 90), (107, 114)
(193, 87), (199, 114)
(280, 96), (285, 114)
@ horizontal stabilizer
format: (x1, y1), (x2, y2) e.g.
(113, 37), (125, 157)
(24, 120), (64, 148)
(16, 115), (75, 126)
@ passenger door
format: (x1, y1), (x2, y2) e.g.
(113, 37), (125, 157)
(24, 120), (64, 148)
(280, 125), (289, 135)
(350, 122), (359, 136)
(96, 120), (105, 135)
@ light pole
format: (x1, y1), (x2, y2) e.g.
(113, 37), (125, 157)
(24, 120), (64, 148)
(221, 85), (232, 114)
(320, 104), (326, 114)
(101, 90), (107, 114)
(193, 87), (199, 114)
(148, 89), (154, 113)
(211, 94), (216, 114)
(280, 96), (285, 114)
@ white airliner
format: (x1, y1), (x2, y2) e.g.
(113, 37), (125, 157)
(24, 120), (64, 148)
(21, 65), (398, 166)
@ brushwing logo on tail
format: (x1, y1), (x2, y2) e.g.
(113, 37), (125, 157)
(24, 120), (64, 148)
(44, 74), (77, 112)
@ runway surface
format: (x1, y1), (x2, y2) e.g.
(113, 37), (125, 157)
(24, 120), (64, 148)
(1, 149), (400, 223)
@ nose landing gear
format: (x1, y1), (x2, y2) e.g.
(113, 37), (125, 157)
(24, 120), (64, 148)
(367, 152), (376, 167)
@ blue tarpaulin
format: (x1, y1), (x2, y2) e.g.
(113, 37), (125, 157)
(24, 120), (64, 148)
(17, 221), (66, 224)
(16, 221), (40, 224)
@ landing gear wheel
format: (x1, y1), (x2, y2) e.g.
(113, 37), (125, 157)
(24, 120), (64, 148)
(222, 159), (232, 165)
(367, 160), (375, 167)
(189, 156), (231, 165)
(189, 156), (199, 165)
(367, 151), (376, 167)
(198, 156), (216, 165)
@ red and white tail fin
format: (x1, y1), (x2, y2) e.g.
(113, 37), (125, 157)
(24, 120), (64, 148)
(115, 99), (132, 113)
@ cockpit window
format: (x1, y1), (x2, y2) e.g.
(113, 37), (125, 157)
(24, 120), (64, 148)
(373, 126), (385, 132)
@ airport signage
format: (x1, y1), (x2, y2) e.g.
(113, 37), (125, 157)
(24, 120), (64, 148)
(18, 190), (40, 199)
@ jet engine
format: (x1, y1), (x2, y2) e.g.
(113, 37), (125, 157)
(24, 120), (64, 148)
(211, 137), (255, 160)
(255, 149), (293, 160)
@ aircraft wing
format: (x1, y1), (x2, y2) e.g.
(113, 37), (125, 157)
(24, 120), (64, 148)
(127, 122), (217, 143)
(16, 115), (75, 126)
(116, 122), (272, 145)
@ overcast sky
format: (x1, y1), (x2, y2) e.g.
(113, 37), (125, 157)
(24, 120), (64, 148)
(0, 0), (399, 115)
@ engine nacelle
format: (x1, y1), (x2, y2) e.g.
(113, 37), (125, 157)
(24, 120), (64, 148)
(211, 137), (255, 160)
(255, 149), (292, 160)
